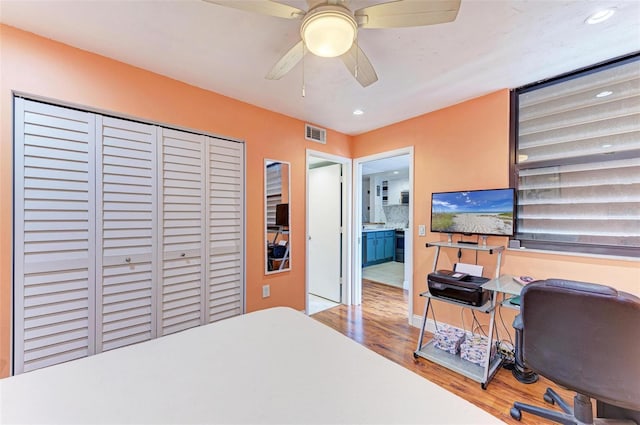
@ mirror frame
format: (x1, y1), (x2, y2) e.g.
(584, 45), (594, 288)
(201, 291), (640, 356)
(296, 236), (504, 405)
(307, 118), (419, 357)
(265, 159), (291, 274)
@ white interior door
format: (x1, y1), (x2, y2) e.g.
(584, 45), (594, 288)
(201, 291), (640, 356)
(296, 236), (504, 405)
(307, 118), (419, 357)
(13, 98), (96, 373)
(158, 128), (206, 336)
(13, 98), (246, 374)
(206, 137), (244, 322)
(96, 116), (157, 352)
(308, 164), (342, 302)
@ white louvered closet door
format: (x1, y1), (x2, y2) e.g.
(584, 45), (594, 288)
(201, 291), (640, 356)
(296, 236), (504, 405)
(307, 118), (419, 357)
(14, 98), (96, 373)
(96, 116), (157, 352)
(206, 138), (244, 322)
(159, 128), (206, 336)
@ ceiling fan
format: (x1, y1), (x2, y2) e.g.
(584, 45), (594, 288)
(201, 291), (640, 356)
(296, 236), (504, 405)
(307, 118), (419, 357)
(203, 0), (461, 87)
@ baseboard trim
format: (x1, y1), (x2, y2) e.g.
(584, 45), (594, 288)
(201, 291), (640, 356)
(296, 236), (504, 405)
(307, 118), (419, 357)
(411, 314), (438, 334)
(411, 315), (469, 336)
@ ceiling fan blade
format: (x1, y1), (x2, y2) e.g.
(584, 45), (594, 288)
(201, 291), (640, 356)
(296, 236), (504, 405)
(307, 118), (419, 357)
(355, 0), (460, 29)
(340, 44), (378, 88)
(266, 40), (306, 80)
(203, 0), (305, 19)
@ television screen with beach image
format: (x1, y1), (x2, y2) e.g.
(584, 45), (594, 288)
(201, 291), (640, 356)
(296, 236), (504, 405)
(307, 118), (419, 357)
(431, 188), (515, 236)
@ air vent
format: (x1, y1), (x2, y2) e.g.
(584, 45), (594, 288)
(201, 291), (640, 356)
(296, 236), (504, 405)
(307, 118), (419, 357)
(305, 124), (327, 144)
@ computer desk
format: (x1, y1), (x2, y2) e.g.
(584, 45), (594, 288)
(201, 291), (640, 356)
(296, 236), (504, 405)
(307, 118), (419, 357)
(483, 275), (539, 385)
(482, 275), (526, 310)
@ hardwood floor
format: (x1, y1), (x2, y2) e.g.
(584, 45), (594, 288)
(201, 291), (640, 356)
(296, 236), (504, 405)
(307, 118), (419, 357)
(312, 280), (572, 424)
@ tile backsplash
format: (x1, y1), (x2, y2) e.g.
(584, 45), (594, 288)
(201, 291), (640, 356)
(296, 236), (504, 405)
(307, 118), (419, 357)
(383, 204), (409, 228)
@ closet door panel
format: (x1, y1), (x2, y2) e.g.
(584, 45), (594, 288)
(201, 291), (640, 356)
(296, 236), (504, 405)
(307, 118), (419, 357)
(159, 128), (206, 336)
(206, 138), (244, 322)
(96, 116), (157, 353)
(14, 98), (96, 373)
(15, 98), (245, 374)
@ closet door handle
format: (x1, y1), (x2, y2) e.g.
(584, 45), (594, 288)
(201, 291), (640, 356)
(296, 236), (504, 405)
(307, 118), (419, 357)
(125, 257), (131, 263)
(181, 253), (186, 257)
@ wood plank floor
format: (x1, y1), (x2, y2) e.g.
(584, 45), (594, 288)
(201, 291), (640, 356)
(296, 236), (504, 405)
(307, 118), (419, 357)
(312, 280), (572, 424)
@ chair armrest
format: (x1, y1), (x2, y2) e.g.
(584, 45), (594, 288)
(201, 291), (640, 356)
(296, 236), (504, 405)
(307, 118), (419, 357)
(512, 314), (523, 330)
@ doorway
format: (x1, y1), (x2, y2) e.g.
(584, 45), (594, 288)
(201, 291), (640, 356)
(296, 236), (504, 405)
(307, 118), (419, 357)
(353, 147), (414, 321)
(305, 150), (352, 315)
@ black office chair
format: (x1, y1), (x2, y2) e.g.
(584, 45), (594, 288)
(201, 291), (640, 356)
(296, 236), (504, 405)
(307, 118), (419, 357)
(510, 279), (640, 425)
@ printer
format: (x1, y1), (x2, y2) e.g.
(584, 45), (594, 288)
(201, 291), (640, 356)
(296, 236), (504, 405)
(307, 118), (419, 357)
(427, 270), (490, 306)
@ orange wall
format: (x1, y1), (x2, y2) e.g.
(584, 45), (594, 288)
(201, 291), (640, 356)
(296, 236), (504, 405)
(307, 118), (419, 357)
(352, 90), (640, 330)
(0, 25), (351, 377)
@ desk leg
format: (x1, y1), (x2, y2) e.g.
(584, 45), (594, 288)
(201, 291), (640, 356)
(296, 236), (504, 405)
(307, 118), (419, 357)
(482, 307), (497, 384)
(415, 297), (432, 355)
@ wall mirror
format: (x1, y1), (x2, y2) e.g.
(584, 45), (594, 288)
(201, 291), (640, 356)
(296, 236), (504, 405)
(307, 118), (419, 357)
(265, 160), (290, 274)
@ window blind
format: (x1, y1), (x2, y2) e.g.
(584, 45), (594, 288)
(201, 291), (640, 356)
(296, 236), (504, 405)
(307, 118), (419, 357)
(515, 56), (640, 256)
(266, 163), (282, 227)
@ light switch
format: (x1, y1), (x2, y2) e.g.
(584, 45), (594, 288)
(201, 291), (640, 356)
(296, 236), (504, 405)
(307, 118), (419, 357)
(418, 225), (426, 236)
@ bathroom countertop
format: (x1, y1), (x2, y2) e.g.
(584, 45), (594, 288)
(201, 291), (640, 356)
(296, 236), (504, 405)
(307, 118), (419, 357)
(362, 228), (392, 233)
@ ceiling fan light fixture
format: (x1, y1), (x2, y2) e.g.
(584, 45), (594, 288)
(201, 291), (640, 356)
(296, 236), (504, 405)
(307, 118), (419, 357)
(301, 9), (357, 58)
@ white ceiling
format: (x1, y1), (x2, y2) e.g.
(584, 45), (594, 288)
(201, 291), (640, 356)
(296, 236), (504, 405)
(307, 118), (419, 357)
(1, 0), (638, 136)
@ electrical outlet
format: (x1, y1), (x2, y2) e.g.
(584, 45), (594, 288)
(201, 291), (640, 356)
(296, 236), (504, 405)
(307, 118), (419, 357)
(418, 224), (426, 236)
(262, 285), (270, 298)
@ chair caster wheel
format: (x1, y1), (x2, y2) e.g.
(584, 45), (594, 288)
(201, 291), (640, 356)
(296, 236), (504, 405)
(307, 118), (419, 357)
(510, 407), (522, 421)
(543, 393), (554, 404)
(481, 383), (487, 390)
(413, 352), (419, 359)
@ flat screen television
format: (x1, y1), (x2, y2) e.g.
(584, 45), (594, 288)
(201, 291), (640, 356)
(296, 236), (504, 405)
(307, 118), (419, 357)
(430, 188), (515, 236)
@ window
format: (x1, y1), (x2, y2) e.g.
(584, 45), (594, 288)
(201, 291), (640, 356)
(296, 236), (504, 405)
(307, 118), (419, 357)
(512, 54), (640, 258)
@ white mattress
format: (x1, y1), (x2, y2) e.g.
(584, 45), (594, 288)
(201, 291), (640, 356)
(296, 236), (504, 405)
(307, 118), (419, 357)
(0, 307), (504, 424)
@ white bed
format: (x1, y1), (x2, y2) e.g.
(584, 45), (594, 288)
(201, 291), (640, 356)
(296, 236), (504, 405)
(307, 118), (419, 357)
(0, 307), (504, 424)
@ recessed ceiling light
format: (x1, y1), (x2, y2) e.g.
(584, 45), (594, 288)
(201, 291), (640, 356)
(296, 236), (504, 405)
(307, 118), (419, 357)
(596, 90), (613, 98)
(353, 109), (364, 115)
(585, 9), (615, 24)
(602, 144), (613, 148)
(393, 171), (399, 174)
